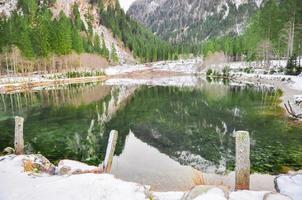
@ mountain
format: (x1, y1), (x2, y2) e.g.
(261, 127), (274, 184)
(0, 0), (177, 74)
(128, 0), (264, 43)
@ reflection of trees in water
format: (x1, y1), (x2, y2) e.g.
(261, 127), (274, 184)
(64, 85), (138, 164)
(66, 118), (107, 164)
(0, 84), (138, 165)
(0, 83), (112, 116)
(107, 85), (292, 173)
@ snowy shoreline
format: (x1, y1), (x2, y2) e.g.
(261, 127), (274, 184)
(1, 154), (301, 200)
(0, 59), (301, 119)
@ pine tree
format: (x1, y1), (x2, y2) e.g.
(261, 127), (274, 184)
(55, 11), (73, 55)
(32, 10), (51, 57)
(101, 35), (109, 59)
(72, 27), (84, 54)
(110, 43), (119, 63)
(94, 34), (101, 53)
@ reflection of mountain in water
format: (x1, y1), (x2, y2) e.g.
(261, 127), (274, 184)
(107, 84), (302, 174)
(1, 82), (302, 174)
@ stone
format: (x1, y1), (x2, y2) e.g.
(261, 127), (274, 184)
(22, 154), (56, 175)
(263, 192), (292, 200)
(2, 147), (15, 155)
(59, 166), (72, 175)
(181, 185), (228, 200)
(57, 160), (102, 175)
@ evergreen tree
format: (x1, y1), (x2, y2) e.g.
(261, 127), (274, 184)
(94, 34), (101, 53)
(32, 10), (51, 57)
(55, 11), (73, 55)
(101, 35), (109, 59)
(110, 43), (119, 63)
(72, 27), (84, 54)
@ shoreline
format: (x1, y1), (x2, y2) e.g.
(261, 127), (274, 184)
(0, 154), (300, 200)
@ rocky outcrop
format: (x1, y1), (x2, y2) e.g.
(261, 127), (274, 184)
(22, 154), (56, 175)
(52, 0), (135, 64)
(18, 155), (102, 176)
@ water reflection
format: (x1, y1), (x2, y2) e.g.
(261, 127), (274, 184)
(0, 79), (301, 176)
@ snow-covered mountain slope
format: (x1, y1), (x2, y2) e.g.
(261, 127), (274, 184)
(128, 0), (264, 43)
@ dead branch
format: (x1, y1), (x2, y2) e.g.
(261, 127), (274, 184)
(284, 101), (302, 119)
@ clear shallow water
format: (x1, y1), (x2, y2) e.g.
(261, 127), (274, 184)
(0, 78), (301, 178)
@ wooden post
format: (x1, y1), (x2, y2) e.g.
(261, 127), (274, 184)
(103, 130), (118, 173)
(14, 116), (24, 155)
(235, 131), (250, 190)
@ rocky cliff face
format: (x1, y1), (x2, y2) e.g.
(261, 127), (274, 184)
(128, 0), (264, 43)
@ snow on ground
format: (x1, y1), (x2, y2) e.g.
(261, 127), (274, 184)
(105, 64), (148, 76)
(153, 192), (184, 200)
(0, 155), (150, 200)
(0, 75), (48, 84)
(294, 95), (302, 103)
(105, 76), (199, 87)
(230, 191), (269, 200)
(209, 60), (288, 70)
(0, 0), (17, 17)
(57, 160), (97, 172)
(105, 59), (201, 76)
(290, 76), (302, 91)
(194, 188), (227, 200)
(0, 155), (301, 200)
(234, 73), (302, 92)
(275, 174), (302, 200)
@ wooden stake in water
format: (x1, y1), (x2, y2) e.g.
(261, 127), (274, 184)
(14, 116), (24, 155)
(103, 130), (118, 173)
(235, 131), (250, 190)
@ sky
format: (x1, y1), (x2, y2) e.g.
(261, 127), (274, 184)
(119, 0), (136, 11)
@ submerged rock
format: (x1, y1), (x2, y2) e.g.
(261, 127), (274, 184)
(22, 154), (56, 175)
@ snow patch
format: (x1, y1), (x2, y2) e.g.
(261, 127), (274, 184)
(232, 0), (248, 9)
(194, 188), (227, 200)
(105, 59), (201, 76)
(276, 174), (302, 200)
(254, 0), (263, 7)
(0, 0), (17, 17)
(153, 192), (184, 200)
(0, 155), (150, 200)
(57, 160), (97, 172)
(230, 190), (269, 200)
(105, 76), (199, 87)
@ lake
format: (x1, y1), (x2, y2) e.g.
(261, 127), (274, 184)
(0, 76), (301, 190)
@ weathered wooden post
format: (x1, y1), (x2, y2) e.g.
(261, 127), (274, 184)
(103, 130), (118, 173)
(14, 116), (24, 155)
(235, 131), (250, 190)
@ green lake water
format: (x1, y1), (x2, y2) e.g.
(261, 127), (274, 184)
(0, 78), (301, 177)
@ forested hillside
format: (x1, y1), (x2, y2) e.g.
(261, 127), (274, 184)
(0, 0), (179, 74)
(201, 0), (302, 65)
(99, 1), (177, 62)
(128, 0), (302, 69)
(128, 0), (264, 43)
